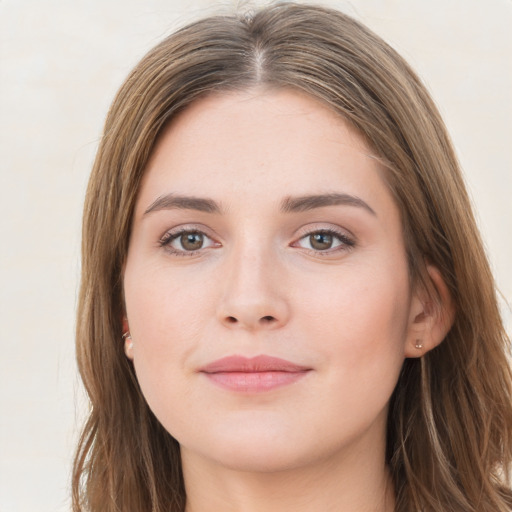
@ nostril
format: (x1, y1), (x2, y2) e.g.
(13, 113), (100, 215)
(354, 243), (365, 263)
(222, 315), (278, 327)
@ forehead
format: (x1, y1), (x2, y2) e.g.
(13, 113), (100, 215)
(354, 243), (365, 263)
(136, 88), (392, 216)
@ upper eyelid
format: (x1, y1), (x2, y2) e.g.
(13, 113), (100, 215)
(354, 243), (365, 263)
(159, 224), (217, 240)
(292, 224), (357, 250)
(159, 228), (220, 256)
(293, 222), (355, 240)
(294, 229), (354, 246)
(157, 223), (356, 246)
(158, 227), (219, 255)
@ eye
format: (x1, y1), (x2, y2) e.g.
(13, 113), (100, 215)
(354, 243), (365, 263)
(160, 229), (218, 255)
(294, 229), (355, 253)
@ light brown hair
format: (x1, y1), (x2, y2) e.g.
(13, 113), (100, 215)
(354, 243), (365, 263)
(73, 3), (512, 511)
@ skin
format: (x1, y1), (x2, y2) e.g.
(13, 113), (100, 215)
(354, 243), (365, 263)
(123, 89), (451, 512)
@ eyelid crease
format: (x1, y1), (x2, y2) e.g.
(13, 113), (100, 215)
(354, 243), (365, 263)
(293, 227), (356, 250)
(159, 226), (215, 243)
(158, 227), (220, 257)
(157, 224), (356, 258)
(293, 221), (356, 241)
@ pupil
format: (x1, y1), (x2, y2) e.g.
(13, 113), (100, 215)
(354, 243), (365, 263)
(181, 232), (203, 250)
(310, 233), (332, 250)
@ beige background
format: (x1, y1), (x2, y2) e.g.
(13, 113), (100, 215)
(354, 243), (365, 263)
(1, 1), (511, 510)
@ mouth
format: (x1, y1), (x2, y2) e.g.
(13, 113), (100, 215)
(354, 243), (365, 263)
(199, 355), (312, 393)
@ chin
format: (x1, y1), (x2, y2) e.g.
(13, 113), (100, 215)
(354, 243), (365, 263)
(178, 416), (332, 474)
(206, 440), (310, 473)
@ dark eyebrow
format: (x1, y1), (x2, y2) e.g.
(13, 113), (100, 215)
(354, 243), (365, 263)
(144, 192), (375, 216)
(144, 194), (222, 215)
(281, 193), (376, 216)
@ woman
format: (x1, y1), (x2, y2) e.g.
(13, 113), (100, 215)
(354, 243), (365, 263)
(73, 3), (512, 511)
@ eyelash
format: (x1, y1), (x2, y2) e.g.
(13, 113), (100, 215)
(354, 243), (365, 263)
(158, 227), (218, 257)
(293, 228), (356, 256)
(158, 226), (356, 256)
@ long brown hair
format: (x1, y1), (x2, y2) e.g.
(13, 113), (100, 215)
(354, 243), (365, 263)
(73, 3), (512, 511)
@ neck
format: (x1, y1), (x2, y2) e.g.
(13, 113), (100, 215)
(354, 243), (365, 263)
(182, 429), (395, 512)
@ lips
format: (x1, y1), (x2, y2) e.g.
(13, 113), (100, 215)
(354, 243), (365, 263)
(199, 355), (312, 392)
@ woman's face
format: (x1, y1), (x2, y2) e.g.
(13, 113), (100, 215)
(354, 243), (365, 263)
(123, 89), (421, 473)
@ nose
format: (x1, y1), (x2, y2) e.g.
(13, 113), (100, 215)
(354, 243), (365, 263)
(216, 244), (290, 331)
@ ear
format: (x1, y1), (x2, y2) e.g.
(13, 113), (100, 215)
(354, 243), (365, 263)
(404, 265), (455, 358)
(122, 316), (134, 360)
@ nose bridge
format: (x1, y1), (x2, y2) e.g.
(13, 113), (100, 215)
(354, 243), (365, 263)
(217, 235), (289, 330)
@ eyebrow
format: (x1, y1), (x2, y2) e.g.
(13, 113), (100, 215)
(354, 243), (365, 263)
(281, 193), (376, 216)
(144, 194), (223, 215)
(143, 192), (376, 217)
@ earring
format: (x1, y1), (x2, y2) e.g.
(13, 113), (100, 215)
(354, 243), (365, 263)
(415, 340), (423, 349)
(122, 331), (133, 357)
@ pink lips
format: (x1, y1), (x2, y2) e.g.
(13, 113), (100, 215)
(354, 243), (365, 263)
(200, 355), (311, 392)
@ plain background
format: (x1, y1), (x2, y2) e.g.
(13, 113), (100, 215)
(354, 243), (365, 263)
(1, 0), (511, 510)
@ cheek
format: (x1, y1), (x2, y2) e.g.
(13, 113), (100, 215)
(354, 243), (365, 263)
(125, 258), (214, 337)
(123, 263), (214, 399)
(297, 271), (409, 438)
(296, 262), (410, 377)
